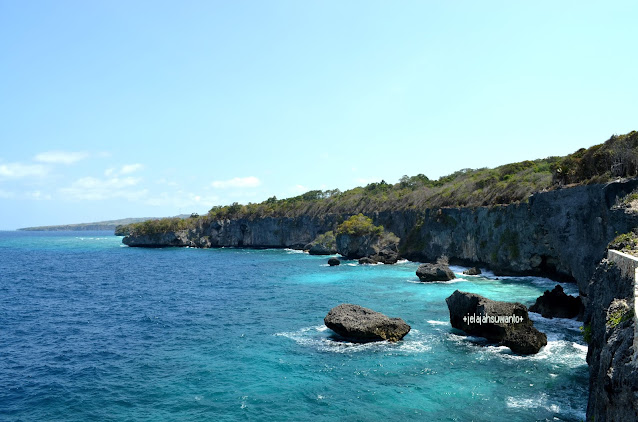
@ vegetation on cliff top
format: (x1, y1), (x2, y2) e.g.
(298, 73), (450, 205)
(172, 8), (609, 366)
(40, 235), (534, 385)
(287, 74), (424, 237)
(124, 131), (637, 235)
(335, 214), (384, 237)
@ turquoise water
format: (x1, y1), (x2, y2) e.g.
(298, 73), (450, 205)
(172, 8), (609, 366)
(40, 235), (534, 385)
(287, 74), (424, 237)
(0, 231), (588, 421)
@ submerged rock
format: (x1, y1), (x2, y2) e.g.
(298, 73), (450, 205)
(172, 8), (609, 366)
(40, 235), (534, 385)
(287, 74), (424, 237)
(358, 257), (377, 265)
(324, 304), (410, 342)
(445, 290), (547, 355)
(528, 284), (581, 319)
(416, 262), (455, 282)
(328, 257), (341, 266)
(463, 267), (482, 275)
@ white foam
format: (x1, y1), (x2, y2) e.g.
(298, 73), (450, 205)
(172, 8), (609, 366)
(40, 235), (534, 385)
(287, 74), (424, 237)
(275, 325), (432, 354)
(528, 313), (583, 331)
(427, 320), (449, 326)
(573, 342), (588, 352)
(505, 394), (560, 413)
(284, 248), (305, 254)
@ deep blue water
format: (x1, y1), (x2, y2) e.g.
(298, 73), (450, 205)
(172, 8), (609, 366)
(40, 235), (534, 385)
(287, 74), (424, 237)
(0, 231), (588, 421)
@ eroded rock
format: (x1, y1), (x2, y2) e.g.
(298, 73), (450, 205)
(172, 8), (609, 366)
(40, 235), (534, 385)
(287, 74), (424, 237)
(324, 304), (410, 342)
(529, 284), (581, 319)
(445, 290), (547, 355)
(416, 262), (455, 282)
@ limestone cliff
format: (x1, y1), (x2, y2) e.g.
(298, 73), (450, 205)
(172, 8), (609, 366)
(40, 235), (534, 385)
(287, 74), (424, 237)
(124, 179), (638, 292)
(584, 257), (637, 421)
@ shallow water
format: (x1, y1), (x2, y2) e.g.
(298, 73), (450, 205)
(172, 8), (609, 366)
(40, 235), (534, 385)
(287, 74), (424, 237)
(0, 231), (588, 421)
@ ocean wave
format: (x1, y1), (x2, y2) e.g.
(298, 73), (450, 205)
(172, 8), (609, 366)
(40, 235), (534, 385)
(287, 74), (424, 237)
(406, 277), (464, 285)
(505, 393), (585, 420)
(75, 237), (112, 241)
(274, 325), (431, 354)
(284, 248), (305, 254)
(446, 332), (587, 366)
(427, 320), (449, 326)
(528, 313), (583, 331)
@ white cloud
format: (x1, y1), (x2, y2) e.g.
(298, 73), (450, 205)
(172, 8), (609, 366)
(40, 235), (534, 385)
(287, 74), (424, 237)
(60, 176), (144, 200)
(292, 184), (308, 193)
(34, 151), (88, 165)
(0, 189), (52, 200)
(156, 178), (179, 187)
(0, 163), (49, 179)
(25, 191), (52, 200)
(211, 176), (261, 189)
(120, 163), (144, 174)
(144, 191), (219, 209)
(104, 164), (144, 177)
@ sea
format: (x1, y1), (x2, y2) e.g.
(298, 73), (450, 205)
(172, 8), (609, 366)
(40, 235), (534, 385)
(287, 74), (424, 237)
(0, 231), (589, 421)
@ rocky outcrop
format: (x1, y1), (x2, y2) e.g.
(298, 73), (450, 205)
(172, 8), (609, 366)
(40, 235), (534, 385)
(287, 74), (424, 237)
(395, 179), (638, 294)
(528, 285), (582, 319)
(463, 267), (482, 275)
(328, 258), (340, 266)
(358, 257), (376, 265)
(306, 231), (337, 255)
(584, 258), (638, 421)
(324, 304), (410, 342)
(446, 290), (547, 354)
(416, 262), (455, 282)
(335, 233), (399, 264)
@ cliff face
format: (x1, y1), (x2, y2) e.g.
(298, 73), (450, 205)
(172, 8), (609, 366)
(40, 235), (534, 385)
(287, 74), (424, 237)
(123, 179), (638, 292)
(584, 257), (637, 421)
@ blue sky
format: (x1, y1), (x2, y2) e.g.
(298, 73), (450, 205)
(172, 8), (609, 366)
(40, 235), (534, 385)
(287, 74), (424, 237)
(1, 1), (636, 229)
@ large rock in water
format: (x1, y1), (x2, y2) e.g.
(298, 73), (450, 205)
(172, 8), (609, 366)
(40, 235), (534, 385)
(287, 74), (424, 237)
(324, 304), (411, 342)
(328, 258), (340, 266)
(416, 263), (455, 281)
(528, 284), (582, 319)
(445, 290), (547, 354)
(463, 267), (482, 275)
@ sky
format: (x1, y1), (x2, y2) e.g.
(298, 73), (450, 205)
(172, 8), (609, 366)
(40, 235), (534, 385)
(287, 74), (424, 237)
(1, 0), (637, 229)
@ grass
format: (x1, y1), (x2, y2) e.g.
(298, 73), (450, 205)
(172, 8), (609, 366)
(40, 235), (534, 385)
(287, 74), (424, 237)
(607, 308), (634, 328)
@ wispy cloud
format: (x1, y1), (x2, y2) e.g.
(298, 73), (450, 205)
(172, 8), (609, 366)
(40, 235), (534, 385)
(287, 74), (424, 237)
(105, 163), (144, 177)
(144, 191), (219, 209)
(25, 191), (52, 200)
(120, 164), (144, 174)
(211, 176), (261, 189)
(292, 184), (308, 193)
(0, 189), (51, 200)
(34, 151), (89, 165)
(0, 162), (49, 179)
(60, 176), (144, 200)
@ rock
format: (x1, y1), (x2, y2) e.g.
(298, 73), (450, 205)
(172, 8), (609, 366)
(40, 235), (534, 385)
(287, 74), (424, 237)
(584, 259), (638, 421)
(370, 245), (399, 264)
(445, 290), (547, 354)
(358, 257), (377, 265)
(334, 215), (400, 264)
(309, 243), (337, 255)
(463, 267), (482, 275)
(529, 284), (582, 319)
(324, 304), (411, 342)
(307, 231), (337, 255)
(416, 263), (455, 282)
(328, 257), (341, 266)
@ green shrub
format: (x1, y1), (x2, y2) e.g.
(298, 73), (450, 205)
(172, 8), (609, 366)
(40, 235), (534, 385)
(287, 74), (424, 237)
(580, 324), (592, 344)
(608, 309), (633, 328)
(335, 214), (383, 237)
